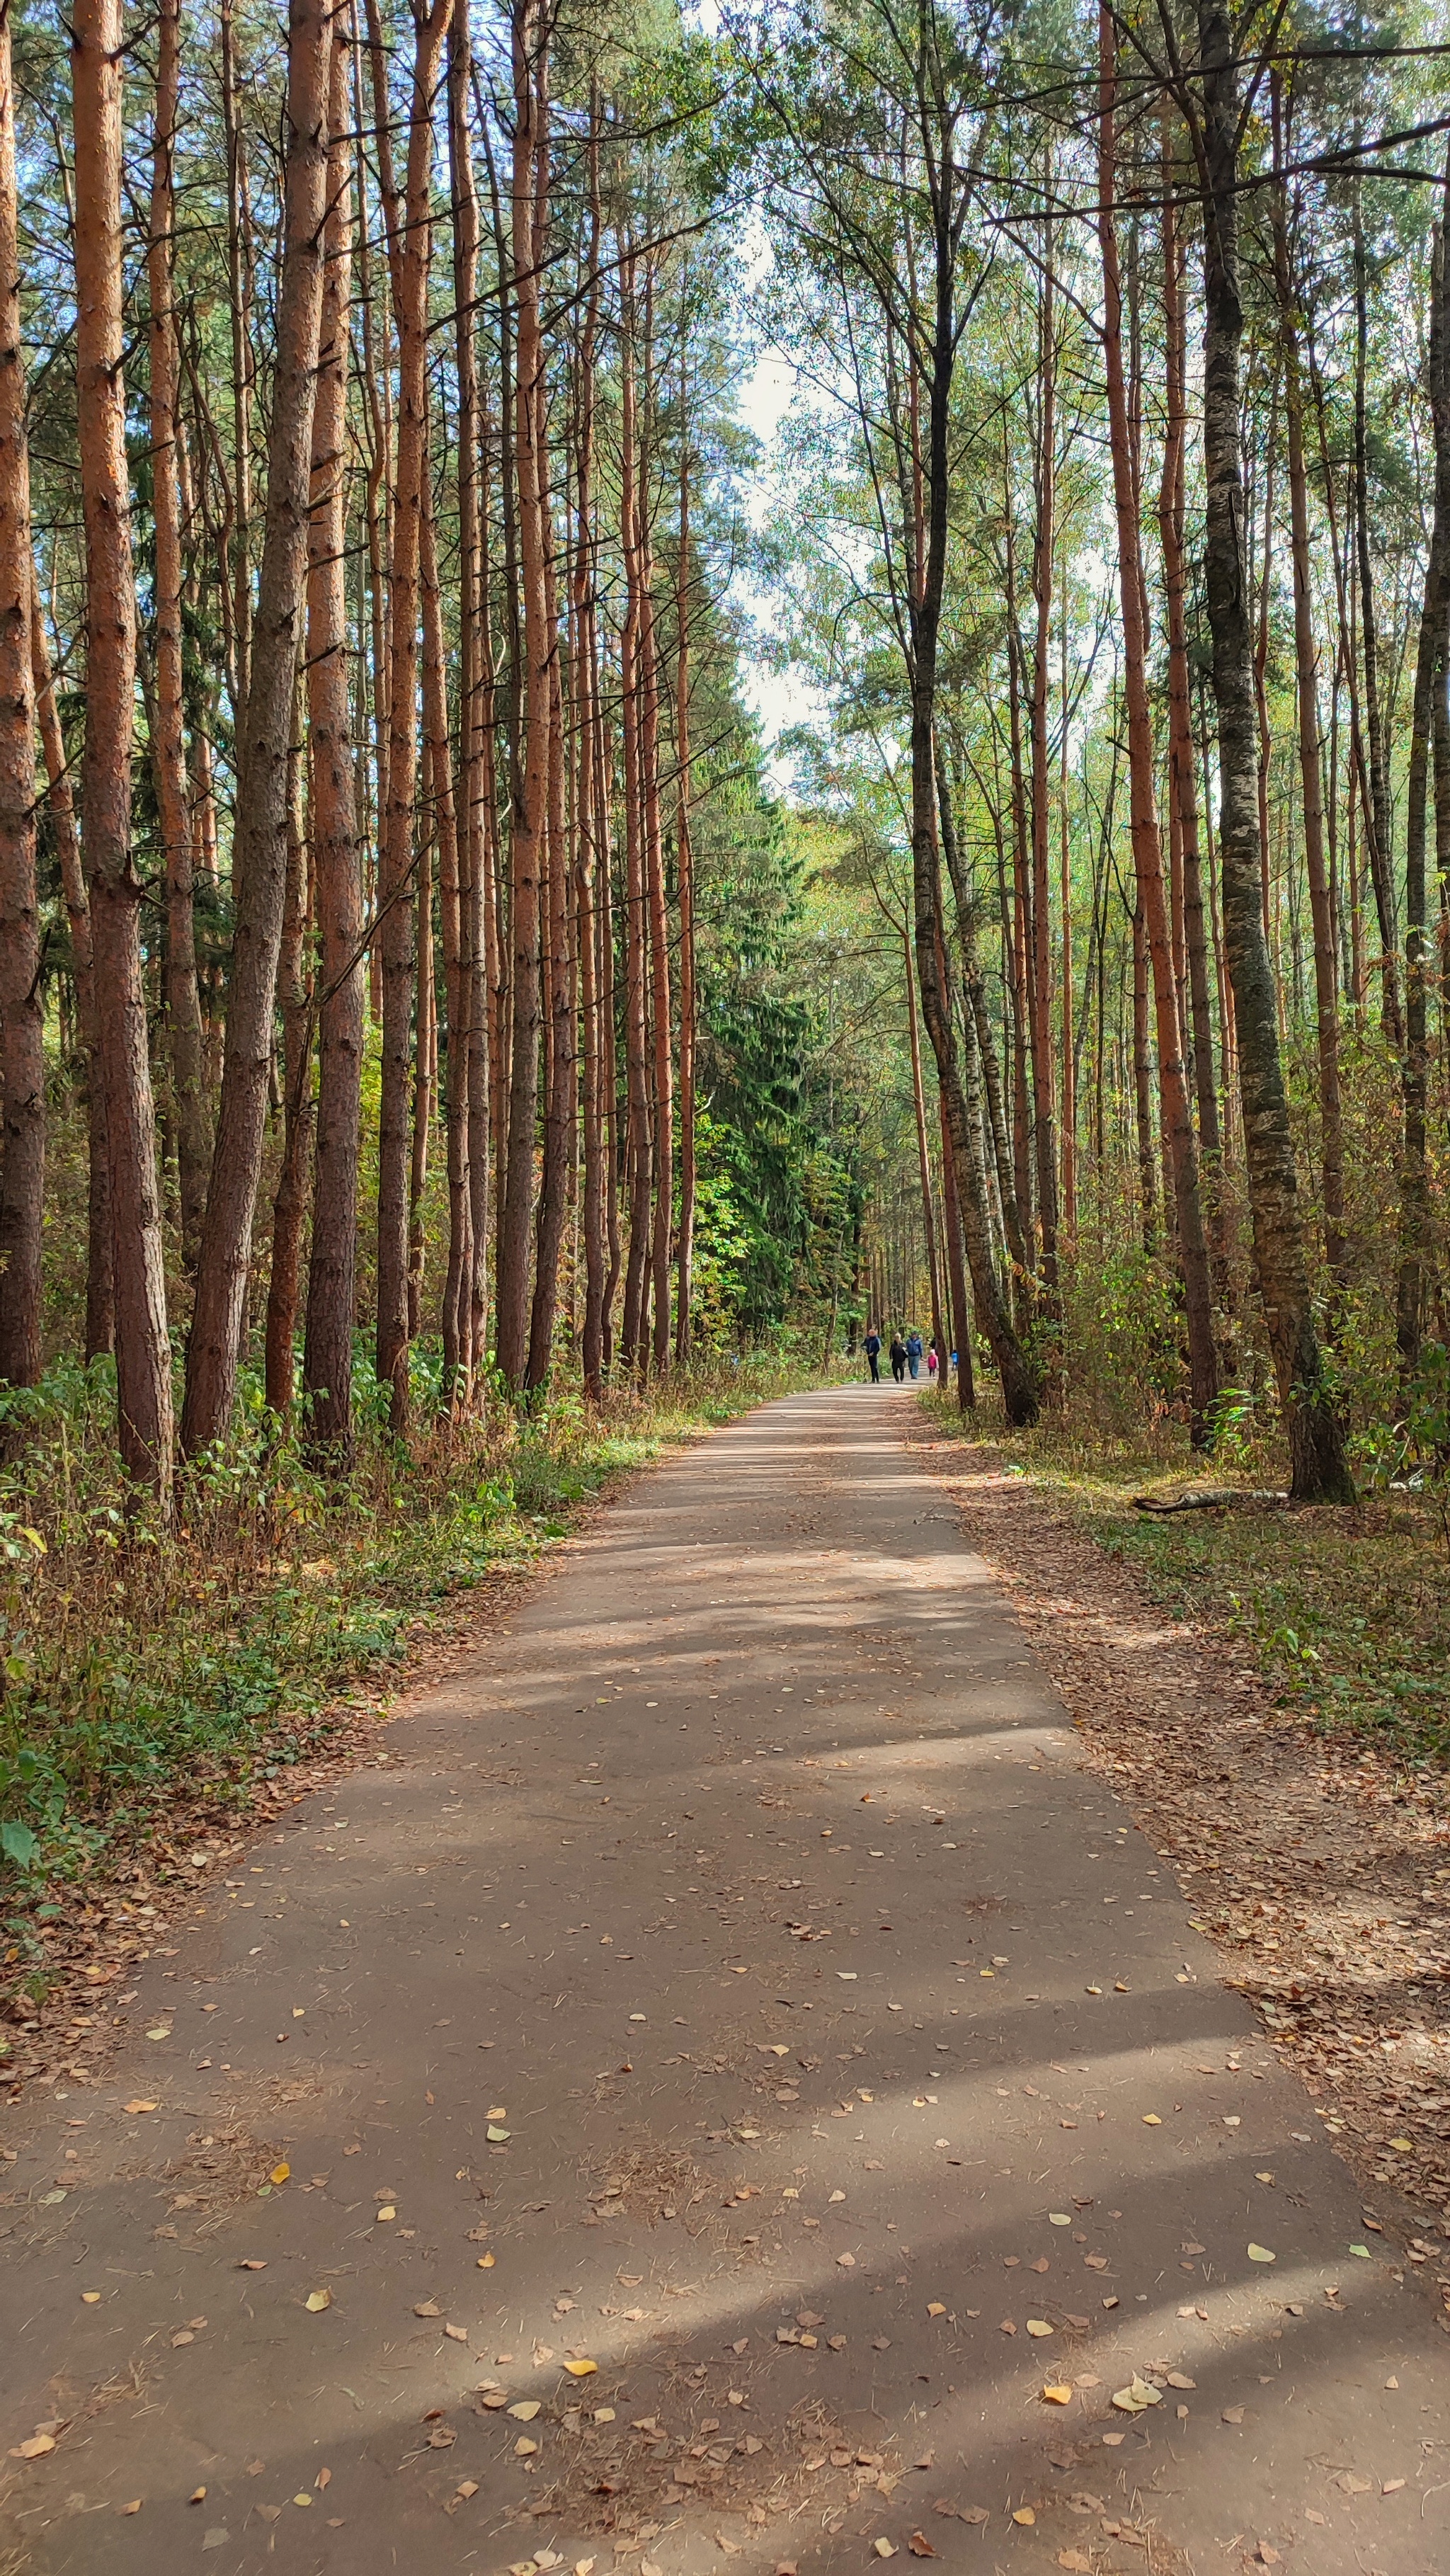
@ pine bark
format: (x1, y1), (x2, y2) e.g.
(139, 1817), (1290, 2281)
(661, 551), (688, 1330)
(182, 0), (331, 1459)
(302, 23), (364, 1466)
(494, 0), (550, 1388)
(0, 16), (41, 1389)
(73, 0), (174, 1498)
(376, 0), (450, 1427)
(263, 693), (312, 1415)
(1395, 159), (1450, 1381)
(1194, 0), (1354, 1502)
(148, 0), (208, 1270)
(1098, 12), (1216, 1442)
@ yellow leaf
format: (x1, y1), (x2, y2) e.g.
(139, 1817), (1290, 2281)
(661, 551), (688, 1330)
(119, 2500), (142, 2516)
(122, 2099), (158, 2116)
(1048, 2212), (1071, 2226)
(514, 2437), (539, 2457)
(270, 2162), (291, 2186)
(1247, 2243), (1276, 2263)
(487, 2125), (510, 2143)
(292, 2494), (313, 2508)
(1388, 2136), (1413, 2153)
(1142, 2113), (1162, 2127)
(81, 2291), (101, 2305)
(477, 2251), (496, 2268)
(1025, 2319), (1053, 2337)
(926, 2303), (946, 2318)
(872, 2541), (896, 2560)
(188, 2488), (207, 2504)
(11, 2435), (56, 2460)
(508, 2401), (541, 2422)
(563, 2359), (598, 2377)
(1012, 2507), (1036, 2526)
(305, 2288), (332, 2313)
(1041, 2385), (1073, 2405)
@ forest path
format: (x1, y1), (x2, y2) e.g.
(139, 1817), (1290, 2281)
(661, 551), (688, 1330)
(3, 1384), (1447, 2575)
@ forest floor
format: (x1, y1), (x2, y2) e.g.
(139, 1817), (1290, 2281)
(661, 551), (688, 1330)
(3, 1381), (1449, 2575)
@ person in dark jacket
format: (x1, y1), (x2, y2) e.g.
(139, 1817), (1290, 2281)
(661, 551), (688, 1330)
(889, 1334), (908, 1383)
(864, 1326), (882, 1383)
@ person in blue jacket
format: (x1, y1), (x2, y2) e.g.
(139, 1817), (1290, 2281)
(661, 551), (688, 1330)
(905, 1328), (924, 1379)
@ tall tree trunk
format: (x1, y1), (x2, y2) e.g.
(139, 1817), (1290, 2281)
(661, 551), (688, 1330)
(73, 0), (173, 1498)
(1270, 81), (1347, 1307)
(263, 693), (312, 1415)
(674, 366), (697, 1367)
(1028, 225), (1060, 1317)
(908, 110), (1037, 1424)
(32, 584), (112, 1356)
(302, 23), (363, 1466)
(494, 0), (549, 1389)
(425, 481), (470, 1406)
(576, 99), (607, 1399)
(1352, 192), (1403, 1052)
(641, 427), (674, 1378)
(182, 0), (331, 1459)
(0, 18), (40, 1390)
(904, 930), (945, 1363)
(1158, 123), (1222, 1197)
(527, 531), (573, 1386)
(619, 258), (652, 1373)
(1194, 0), (1354, 1503)
(376, 0), (450, 1427)
(449, 0), (486, 1400)
(1099, 11), (1216, 1442)
(222, 0), (253, 736)
(1395, 155), (1450, 1383)
(148, 0), (208, 1272)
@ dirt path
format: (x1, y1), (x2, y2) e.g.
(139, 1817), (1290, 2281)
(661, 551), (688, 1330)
(3, 1385), (1447, 2575)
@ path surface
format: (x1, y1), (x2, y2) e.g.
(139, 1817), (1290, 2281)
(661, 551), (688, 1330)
(4, 1386), (1448, 2575)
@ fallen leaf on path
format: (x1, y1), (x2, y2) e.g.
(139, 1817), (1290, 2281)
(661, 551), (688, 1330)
(122, 2100), (158, 2116)
(1337, 2474), (1371, 2495)
(269, 2162), (290, 2185)
(1247, 2245), (1276, 2264)
(1221, 2406), (1245, 2426)
(508, 2402), (541, 2422)
(445, 2324), (469, 2343)
(413, 2301), (441, 2318)
(1042, 2385), (1072, 2405)
(1026, 2320), (1053, 2337)
(1141, 2114), (1162, 2127)
(1058, 2554), (1092, 2572)
(1048, 2212), (1071, 2226)
(872, 2540), (895, 2559)
(906, 2536), (935, 2558)
(81, 2291), (101, 2303)
(11, 2437), (56, 2460)
(1165, 2372), (1195, 2390)
(304, 2289), (332, 2313)
(119, 2501), (141, 2516)
(1012, 2507), (1036, 2526)
(237, 2259), (267, 2272)
(1112, 2379), (1161, 2414)
(926, 2302), (946, 2318)
(188, 2488), (206, 2504)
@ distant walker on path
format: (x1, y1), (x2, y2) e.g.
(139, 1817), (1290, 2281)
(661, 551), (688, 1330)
(864, 1326), (882, 1383)
(906, 1328), (923, 1379)
(889, 1334), (907, 1383)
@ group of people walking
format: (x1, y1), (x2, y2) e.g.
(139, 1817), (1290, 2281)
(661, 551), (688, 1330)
(862, 1326), (944, 1385)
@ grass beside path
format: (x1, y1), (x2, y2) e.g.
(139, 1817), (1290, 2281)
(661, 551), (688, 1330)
(918, 1389), (1450, 1767)
(0, 1352), (833, 2036)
